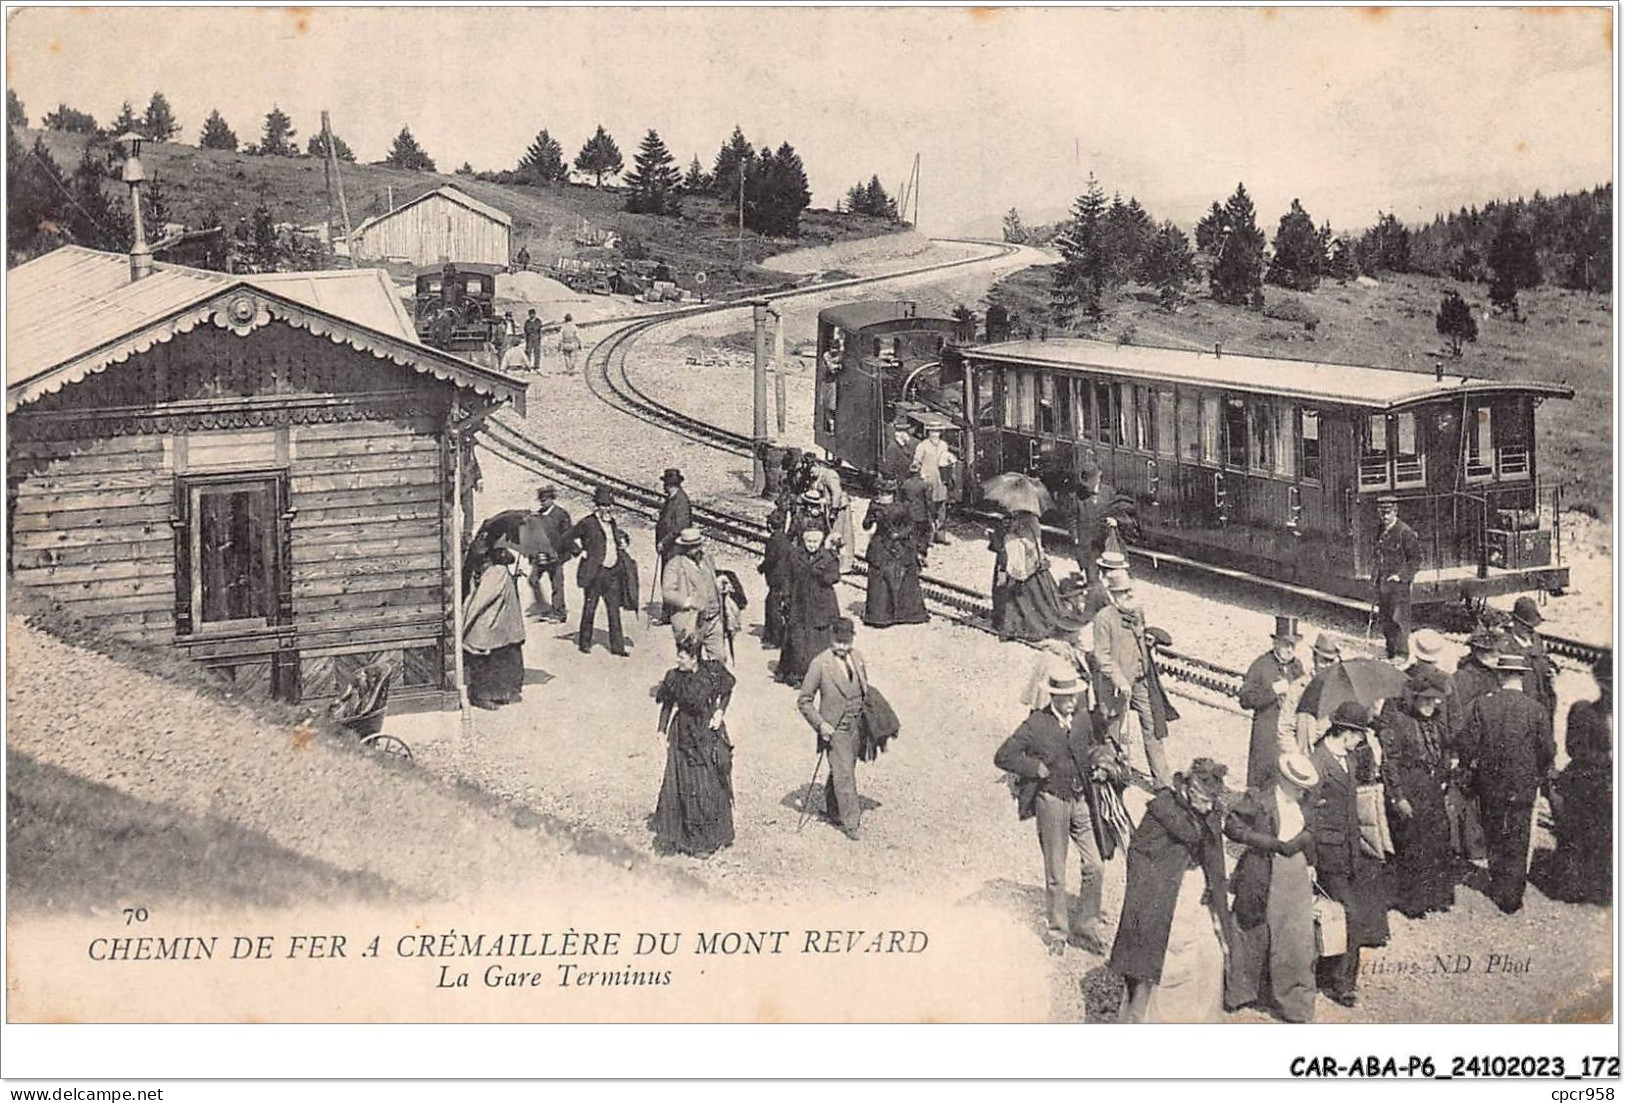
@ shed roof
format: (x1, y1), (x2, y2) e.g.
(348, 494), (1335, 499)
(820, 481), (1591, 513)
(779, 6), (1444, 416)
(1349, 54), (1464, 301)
(964, 338), (1574, 411)
(818, 301), (957, 333)
(354, 184), (514, 236)
(6, 245), (525, 414)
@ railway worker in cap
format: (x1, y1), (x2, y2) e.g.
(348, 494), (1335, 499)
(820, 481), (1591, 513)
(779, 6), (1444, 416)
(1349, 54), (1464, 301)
(561, 485), (633, 657)
(558, 313), (581, 375)
(1507, 596), (1556, 718)
(778, 524), (842, 686)
(1240, 617), (1308, 790)
(879, 416), (917, 484)
(809, 455), (855, 574)
(1093, 576), (1172, 790)
(1223, 751), (1319, 1023)
(523, 308), (544, 371)
(652, 468), (693, 626)
(1072, 455), (1119, 585)
(913, 427), (954, 545)
(525, 485), (574, 623)
(798, 617), (871, 841)
(1549, 654), (1612, 904)
(1377, 667), (1458, 918)
(661, 527), (729, 666)
(1308, 701), (1390, 1008)
(1457, 642), (1554, 914)
(995, 667), (1113, 955)
(1371, 494), (1421, 660)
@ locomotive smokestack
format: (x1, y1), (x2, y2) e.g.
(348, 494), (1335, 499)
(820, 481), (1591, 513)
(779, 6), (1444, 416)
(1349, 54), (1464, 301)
(117, 132), (153, 283)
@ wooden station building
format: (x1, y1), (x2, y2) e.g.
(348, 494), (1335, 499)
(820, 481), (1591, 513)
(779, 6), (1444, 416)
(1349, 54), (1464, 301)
(7, 245), (527, 705)
(350, 185), (514, 269)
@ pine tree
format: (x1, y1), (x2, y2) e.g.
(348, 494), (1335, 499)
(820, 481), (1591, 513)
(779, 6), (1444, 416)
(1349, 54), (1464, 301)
(863, 176), (894, 220)
(1488, 211), (1541, 290)
(142, 92), (179, 141)
(743, 141), (810, 237)
(198, 109), (238, 151)
(255, 105), (297, 156)
(385, 126), (436, 171)
(7, 133), (74, 263)
(518, 128), (568, 183)
(1267, 198), (1323, 291)
(625, 129), (682, 215)
(1002, 208), (1027, 244)
(573, 124), (623, 187)
(682, 155), (710, 193)
(1138, 221), (1196, 308)
(710, 126), (754, 199)
(1209, 183), (1265, 306)
(43, 103), (99, 134)
(145, 173), (173, 231)
(1194, 201), (1227, 254)
(1435, 288), (1478, 355)
(7, 89), (26, 130)
(69, 144), (128, 251)
(110, 99), (140, 136)
(1101, 194), (1152, 286)
(307, 131), (354, 161)
(1051, 174), (1110, 325)
(1325, 236), (1356, 281)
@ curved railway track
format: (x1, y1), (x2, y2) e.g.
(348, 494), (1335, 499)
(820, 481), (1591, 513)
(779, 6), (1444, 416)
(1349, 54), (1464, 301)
(479, 237), (1604, 718)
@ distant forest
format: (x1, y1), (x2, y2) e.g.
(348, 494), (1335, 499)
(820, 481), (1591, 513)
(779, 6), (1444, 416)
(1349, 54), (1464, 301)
(1405, 184), (1611, 293)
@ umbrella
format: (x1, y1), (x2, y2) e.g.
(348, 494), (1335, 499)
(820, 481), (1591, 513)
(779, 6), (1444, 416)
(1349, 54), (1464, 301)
(982, 472), (1052, 516)
(1298, 658), (1410, 721)
(475, 510), (549, 558)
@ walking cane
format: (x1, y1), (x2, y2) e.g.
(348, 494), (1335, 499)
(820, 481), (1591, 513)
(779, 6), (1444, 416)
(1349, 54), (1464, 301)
(797, 750), (827, 832)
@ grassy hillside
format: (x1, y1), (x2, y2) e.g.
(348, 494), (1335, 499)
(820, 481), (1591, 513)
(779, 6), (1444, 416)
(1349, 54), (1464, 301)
(21, 130), (903, 292)
(987, 264), (1614, 519)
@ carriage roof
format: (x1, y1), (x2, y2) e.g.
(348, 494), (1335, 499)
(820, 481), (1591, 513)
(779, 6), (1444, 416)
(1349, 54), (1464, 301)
(964, 338), (1573, 412)
(818, 301), (957, 333)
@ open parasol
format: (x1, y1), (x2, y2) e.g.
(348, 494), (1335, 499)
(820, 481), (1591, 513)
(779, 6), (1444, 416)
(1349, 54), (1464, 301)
(982, 472), (1053, 517)
(1297, 658), (1410, 721)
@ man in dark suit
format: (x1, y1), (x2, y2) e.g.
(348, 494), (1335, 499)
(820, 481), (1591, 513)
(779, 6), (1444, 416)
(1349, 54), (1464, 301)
(995, 671), (1110, 955)
(797, 618), (870, 841)
(1371, 494), (1421, 660)
(1459, 647), (1556, 913)
(651, 468), (692, 626)
(524, 484), (573, 622)
(1507, 596), (1557, 718)
(562, 485), (632, 657)
(879, 418), (916, 483)
(1072, 456), (1118, 584)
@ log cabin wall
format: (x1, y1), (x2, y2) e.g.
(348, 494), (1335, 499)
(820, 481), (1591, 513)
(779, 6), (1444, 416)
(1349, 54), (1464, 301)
(9, 320), (462, 705)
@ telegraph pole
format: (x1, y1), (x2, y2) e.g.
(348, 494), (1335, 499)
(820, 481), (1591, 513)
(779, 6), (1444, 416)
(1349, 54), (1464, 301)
(752, 300), (769, 493)
(736, 168), (745, 269)
(321, 111), (354, 265)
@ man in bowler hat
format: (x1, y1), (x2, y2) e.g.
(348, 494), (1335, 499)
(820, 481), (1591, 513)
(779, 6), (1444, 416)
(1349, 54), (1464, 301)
(525, 484), (573, 622)
(562, 485), (633, 656)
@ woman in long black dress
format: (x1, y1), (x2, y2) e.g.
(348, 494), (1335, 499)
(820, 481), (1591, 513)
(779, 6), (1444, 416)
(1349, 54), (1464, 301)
(652, 634), (737, 857)
(461, 545), (527, 709)
(861, 479), (928, 628)
(778, 526), (842, 684)
(1551, 655), (1612, 903)
(1377, 668), (1457, 917)
(1109, 758), (1232, 1023)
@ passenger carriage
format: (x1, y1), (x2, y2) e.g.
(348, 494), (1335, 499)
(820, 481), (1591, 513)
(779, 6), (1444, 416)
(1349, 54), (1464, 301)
(949, 338), (1572, 606)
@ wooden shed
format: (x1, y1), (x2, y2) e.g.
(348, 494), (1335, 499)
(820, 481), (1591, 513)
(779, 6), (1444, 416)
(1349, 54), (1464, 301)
(350, 184), (514, 269)
(7, 245), (527, 706)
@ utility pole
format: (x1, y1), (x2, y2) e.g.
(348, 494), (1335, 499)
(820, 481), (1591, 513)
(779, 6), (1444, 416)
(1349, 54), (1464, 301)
(771, 304), (786, 435)
(735, 168), (745, 269)
(321, 111), (354, 265)
(752, 300), (769, 493)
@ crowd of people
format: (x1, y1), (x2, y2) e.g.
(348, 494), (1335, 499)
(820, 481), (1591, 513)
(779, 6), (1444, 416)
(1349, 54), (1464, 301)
(459, 431), (1610, 1021)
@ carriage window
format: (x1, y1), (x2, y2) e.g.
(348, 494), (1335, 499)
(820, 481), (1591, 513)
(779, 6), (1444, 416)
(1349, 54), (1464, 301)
(1300, 409), (1322, 483)
(189, 477), (279, 630)
(1465, 403), (1494, 482)
(1274, 405), (1296, 477)
(1037, 374), (1058, 436)
(1222, 397), (1248, 470)
(1155, 389), (1176, 457)
(1132, 386), (1151, 451)
(1360, 414), (1392, 491)
(1005, 369), (1036, 432)
(1393, 411), (1425, 488)
(1177, 391), (1202, 463)
(1201, 394), (1220, 464)
(1055, 377), (1074, 437)
(1072, 379), (1090, 441)
(1250, 400), (1274, 472)
(1118, 383), (1134, 448)
(1095, 381), (1113, 444)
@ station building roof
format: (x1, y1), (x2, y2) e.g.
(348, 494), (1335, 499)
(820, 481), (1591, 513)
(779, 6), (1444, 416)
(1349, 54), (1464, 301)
(964, 338), (1574, 411)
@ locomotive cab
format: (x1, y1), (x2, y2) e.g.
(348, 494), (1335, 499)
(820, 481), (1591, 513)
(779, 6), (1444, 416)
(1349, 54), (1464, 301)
(414, 261), (503, 354)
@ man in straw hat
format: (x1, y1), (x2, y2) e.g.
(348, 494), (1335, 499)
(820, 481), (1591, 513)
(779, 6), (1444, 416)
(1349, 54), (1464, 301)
(661, 527), (728, 665)
(1240, 617), (1308, 789)
(797, 617), (871, 841)
(1309, 702), (1390, 1007)
(1458, 642), (1555, 914)
(1224, 751), (1320, 1023)
(1094, 574), (1171, 789)
(996, 667), (1112, 956)
(1371, 494), (1420, 660)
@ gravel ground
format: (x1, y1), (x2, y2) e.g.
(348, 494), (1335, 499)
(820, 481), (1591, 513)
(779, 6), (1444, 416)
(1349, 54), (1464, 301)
(5, 615), (703, 913)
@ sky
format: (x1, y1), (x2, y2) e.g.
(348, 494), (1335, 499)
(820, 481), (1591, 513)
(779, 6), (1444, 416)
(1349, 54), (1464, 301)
(5, 6), (1614, 237)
